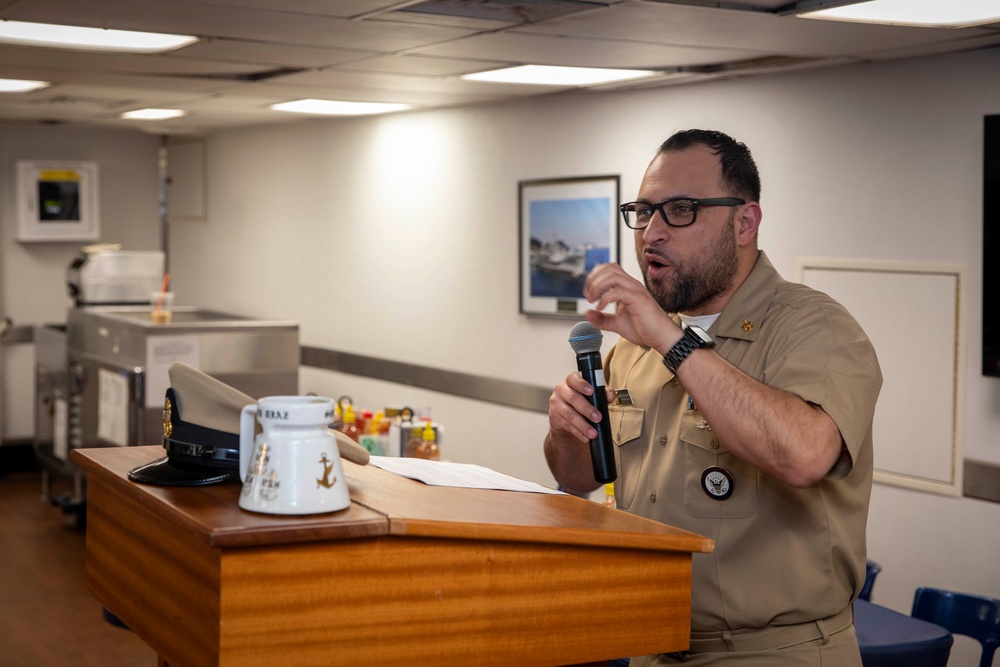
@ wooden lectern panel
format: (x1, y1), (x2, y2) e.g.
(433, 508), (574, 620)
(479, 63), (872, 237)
(73, 446), (712, 667)
(345, 456), (713, 553)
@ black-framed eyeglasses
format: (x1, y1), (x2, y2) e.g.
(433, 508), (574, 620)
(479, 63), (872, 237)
(619, 197), (746, 229)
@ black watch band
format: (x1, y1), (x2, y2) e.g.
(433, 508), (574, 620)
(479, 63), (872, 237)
(662, 325), (715, 374)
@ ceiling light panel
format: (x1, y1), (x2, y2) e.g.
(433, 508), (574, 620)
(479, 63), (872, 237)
(121, 108), (187, 119)
(799, 0), (1000, 28)
(0, 78), (51, 93)
(462, 65), (656, 86)
(270, 99), (412, 116)
(0, 20), (197, 52)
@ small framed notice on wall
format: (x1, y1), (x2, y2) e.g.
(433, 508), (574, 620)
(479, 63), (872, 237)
(17, 160), (100, 242)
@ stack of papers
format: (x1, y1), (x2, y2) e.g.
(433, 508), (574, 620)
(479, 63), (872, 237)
(369, 456), (563, 495)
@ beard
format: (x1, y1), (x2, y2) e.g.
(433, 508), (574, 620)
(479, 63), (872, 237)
(639, 212), (739, 314)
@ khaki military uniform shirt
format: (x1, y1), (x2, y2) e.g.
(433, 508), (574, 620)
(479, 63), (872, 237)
(606, 251), (882, 634)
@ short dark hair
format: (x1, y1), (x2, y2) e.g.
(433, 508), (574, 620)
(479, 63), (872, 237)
(659, 129), (761, 203)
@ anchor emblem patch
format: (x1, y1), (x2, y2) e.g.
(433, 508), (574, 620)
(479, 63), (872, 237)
(701, 466), (734, 500)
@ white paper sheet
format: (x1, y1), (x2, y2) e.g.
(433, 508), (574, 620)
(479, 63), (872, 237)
(53, 398), (68, 460)
(97, 368), (129, 446)
(145, 335), (200, 408)
(368, 456), (563, 495)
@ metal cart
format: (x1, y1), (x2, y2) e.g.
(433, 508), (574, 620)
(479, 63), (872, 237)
(34, 306), (299, 517)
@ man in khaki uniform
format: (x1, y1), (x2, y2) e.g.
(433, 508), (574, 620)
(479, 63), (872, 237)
(545, 129), (882, 665)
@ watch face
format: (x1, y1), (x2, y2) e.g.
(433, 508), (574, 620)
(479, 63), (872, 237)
(687, 325), (715, 346)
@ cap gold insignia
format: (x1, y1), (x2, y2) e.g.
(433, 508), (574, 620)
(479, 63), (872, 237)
(163, 397), (173, 438)
(741, 319), (754, 333)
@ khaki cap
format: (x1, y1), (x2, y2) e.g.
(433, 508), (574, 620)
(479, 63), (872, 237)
(168, 362), (370, 466)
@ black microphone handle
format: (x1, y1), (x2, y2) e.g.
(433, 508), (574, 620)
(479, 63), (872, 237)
(576, 350), (617, 484)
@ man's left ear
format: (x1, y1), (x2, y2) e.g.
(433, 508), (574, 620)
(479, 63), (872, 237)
(735, 202), (762, 247)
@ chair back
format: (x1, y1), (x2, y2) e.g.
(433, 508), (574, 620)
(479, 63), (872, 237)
(911, 587), (1000, 667)
(860, 560), (881, 601)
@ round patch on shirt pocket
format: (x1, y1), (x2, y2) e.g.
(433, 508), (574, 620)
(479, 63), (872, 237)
(608, 404), (644, 510)
(680, 412), (759, 519)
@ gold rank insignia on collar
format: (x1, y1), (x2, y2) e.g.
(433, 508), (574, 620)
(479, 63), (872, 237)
(742, 319), (754, 333)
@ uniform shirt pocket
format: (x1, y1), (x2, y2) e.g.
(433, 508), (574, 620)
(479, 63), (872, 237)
(608, 404), (644, 510)
(680, 411), (759, 519)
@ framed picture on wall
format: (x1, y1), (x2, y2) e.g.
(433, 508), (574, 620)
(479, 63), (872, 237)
(16, 160), (100, 242)
(518, 175), (620, 318)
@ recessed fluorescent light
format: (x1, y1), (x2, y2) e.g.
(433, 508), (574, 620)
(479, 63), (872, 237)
(0, 20), (197, 53)
(799, 0), (1000, 28)
(270, 99), (412, 116)
(462, 65), (657, 86)
(121, 108), (187, 120)
(0, 78), (50, 93)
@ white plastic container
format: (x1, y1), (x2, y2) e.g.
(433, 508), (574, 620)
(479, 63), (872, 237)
(68, 249), (165, 305)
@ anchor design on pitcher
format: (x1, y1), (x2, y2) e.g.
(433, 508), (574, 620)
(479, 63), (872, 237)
(317, 452), (338, 489)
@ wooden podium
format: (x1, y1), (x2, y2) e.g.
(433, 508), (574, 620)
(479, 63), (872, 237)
(72, 446), (713, 667)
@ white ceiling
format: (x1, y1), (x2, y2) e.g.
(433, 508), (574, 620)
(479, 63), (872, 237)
(1, 0), (998, 134)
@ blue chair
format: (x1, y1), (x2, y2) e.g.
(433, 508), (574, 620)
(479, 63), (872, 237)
(912, 587), (1000, 667)
(860, 559), (882, 601)
(856, 599), (952, 667)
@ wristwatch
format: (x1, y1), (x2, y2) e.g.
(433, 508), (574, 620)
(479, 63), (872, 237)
(662, 325), (715, 374)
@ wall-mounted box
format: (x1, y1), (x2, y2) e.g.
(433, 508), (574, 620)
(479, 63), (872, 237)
(17, 160), (100, 242)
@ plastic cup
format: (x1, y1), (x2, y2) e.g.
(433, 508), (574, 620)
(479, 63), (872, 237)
(151, 291), (174, 324)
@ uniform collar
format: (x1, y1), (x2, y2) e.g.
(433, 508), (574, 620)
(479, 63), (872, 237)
(711, 250), (782, 342)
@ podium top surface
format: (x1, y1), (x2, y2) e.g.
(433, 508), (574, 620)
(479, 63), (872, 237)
(73, 445), (714, 555)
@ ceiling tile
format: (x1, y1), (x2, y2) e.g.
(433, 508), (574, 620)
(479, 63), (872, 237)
(0, 44), (268, 77)
(159, 0), (409, 19)
(515, 1), (1000, 58)
(0, 0), (480, 50)
(414, 30), (760, 68)
(335, 53), (515, 76)
(168, 38), (377, 69)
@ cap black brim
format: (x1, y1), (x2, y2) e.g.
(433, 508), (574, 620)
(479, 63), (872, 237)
(127, 457), (241, 487)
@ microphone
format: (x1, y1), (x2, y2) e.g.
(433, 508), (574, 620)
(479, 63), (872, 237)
(568, 322), (617, 484)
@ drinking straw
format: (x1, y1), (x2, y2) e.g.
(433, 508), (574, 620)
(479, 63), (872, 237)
(154, 273), (171, 313)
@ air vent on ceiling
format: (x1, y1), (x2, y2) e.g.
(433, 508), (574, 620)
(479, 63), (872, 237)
(397, 0), (612, 23)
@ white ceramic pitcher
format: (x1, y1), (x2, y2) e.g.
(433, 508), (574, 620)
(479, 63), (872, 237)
(239, 395), (350, 515)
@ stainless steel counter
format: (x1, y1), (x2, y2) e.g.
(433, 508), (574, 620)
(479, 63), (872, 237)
(64, 305), (299, 453)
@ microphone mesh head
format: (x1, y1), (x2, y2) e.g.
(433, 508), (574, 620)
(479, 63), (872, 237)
(568, 321), (603, 354)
